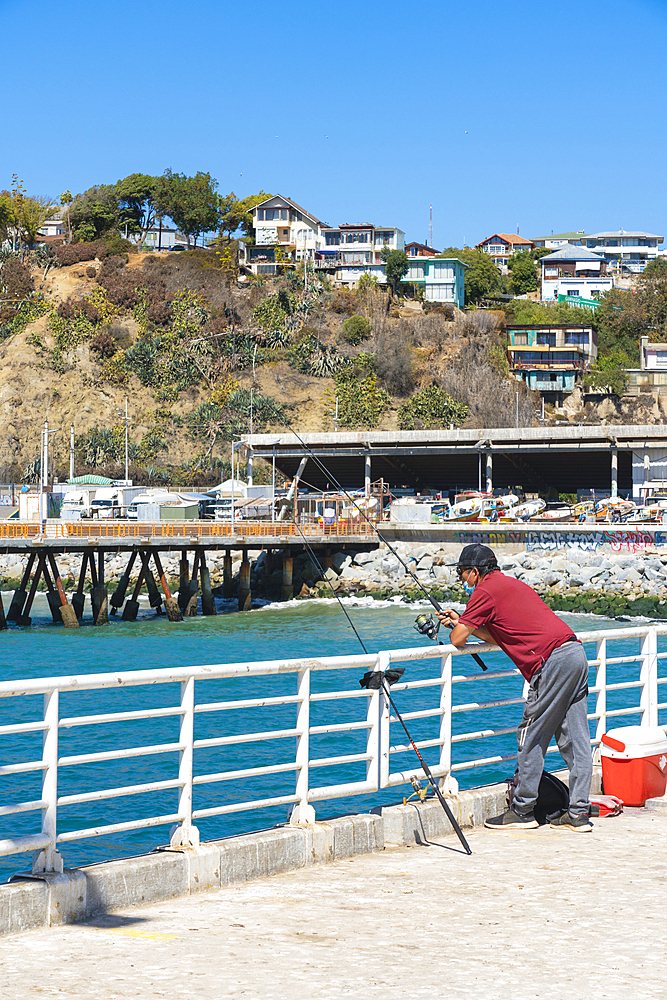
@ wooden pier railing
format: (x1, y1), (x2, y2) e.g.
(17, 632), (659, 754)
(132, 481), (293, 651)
(0, 520), (379, 541)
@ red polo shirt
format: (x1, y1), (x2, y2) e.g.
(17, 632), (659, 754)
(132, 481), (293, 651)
(457, 571), (577, 680)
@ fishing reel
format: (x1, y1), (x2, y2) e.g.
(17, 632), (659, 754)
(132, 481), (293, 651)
(414, 612), (440, 641)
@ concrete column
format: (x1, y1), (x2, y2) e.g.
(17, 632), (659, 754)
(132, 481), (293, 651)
(200, 552), (216, 616)
(92, 550), (108, 625)
(185, 553), (200, 617)
(178, 553), (190, 611)
(264, 550), (274, 576)
(364, 454), (371, 497)
(238, 556), (251, 611)
(223, 552), (233, 599)
(281, 555), (293, 602)
(247, 454), (253, 487)
(611, 448), (618, 498)
(485, 451), (493, 493)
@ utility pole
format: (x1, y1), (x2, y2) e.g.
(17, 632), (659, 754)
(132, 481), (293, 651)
(125, 398), (129, 482)
(69, 423), (75, 480)
(516, 392), (519, 428)
(429, 204), (433, 249)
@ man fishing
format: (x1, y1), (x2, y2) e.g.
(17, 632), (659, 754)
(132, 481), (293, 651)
(438, 543), (593, 832)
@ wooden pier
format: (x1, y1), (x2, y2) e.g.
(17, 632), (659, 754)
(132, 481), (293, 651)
(0, 521), (378, 628)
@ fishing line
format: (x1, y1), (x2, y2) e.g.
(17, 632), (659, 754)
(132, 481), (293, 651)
(274, 413), (487, 670)
(293, 520), (369, 654)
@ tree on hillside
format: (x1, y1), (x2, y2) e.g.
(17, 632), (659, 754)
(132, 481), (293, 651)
(507, 251), (538, 294)
(594, 288), (644, 363)
(19, 195), (58, 247)
(0, 191), (13, 245)
(218, 190), (272, 241)
(531, 247), (553, 261)
(439, 248), (506, 305)
(638, 257), (667, 336)
(69, 185), (119, 242)
(60, 190), (72, 242)
(114, 173), (158, 245)
(153, 170), (221, 248)
(584, 347), (632, 395)
(381, 246), (409, 296)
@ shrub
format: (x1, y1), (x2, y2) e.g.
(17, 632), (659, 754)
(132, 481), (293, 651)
(398, 385), (468, 430)
(146, 302), (172, 327)
(54, 241), (107, 267)
(86, 266), (97, 278)
(1, 259), (34, 299)
(90, 329), (116, 358)
(341, 314), (371, 345)
(101, 232), (134, 256)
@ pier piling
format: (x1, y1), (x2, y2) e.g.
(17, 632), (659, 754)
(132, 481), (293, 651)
(200, 551), (216, 616)
(239, 556), (252, 611)
(178, 554), (190, 612)
(281, 554), (293, 602)
(46, 553), (79, 629)
(122, 557), (147, 621)
(110, 551), (137, 615)
(153, 552), (183, 622)
(0, 591), (6, 631)
(223, 552), (233, 599)
(185, 552), (200, 617)
(7, 553), (36, 623)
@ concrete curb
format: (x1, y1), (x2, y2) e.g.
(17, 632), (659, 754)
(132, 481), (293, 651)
(0, 782), (515, 936)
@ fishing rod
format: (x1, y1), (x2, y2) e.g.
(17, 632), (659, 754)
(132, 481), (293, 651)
(359, 666), (472, 855)
(288, 449), (475, 854)
(276, 413), (487, 671)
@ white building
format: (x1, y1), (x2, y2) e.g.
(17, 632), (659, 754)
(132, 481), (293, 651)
(323, 223), (405, 286)
(583, 231), (663, 272)
(252, 195), (326, 257)
(531, 231), (589, 249)
(38, 218), (67, 238)
(540, 245), (613, 302)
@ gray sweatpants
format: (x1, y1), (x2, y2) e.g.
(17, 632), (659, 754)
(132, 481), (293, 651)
(512, 640), (592, 818)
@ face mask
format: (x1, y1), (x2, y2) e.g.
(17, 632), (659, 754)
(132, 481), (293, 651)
(463, 581), (475, 595)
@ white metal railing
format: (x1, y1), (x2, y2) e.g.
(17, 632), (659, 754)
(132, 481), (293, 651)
(0, 625), (665, 873)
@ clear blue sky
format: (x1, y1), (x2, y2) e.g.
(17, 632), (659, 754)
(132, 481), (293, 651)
(3, 0), (666, 248)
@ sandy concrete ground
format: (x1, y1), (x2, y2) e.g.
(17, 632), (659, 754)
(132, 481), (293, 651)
(0, 807), (665, 999)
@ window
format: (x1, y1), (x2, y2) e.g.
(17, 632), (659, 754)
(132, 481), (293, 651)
(345, 231), (371, 243)
(656, 351), (667, 366)
(325, 233), (340, 246)
(568, 290), (580, 297)
(536, 333), (556, 346)
(512, 333), (528, 345)
(565, 331), (589, 345)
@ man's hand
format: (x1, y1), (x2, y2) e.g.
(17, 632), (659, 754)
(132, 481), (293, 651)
(437, 609), (459, 630)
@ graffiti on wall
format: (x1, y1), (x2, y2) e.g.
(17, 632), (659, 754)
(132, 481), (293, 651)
(454, 529), (665, 553)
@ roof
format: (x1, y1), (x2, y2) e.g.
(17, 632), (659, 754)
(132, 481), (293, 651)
(539, 244), (607, 262)
(253, 195), (327, 227)
(476, 233), (534, 249)
(530, 231), (589, 241)
(405, 241), (441, 254)
(587, 230), (663, 240)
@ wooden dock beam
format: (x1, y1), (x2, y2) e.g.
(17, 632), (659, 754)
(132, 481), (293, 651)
(153, 552), (183, 622)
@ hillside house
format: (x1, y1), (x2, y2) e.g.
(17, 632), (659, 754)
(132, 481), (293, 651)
(475, 233), (534, 269)
(507, 324), (597, 400)
(251, 195), (327, 258)
(582, 230), (663, 272)
(404, 257), (466, 307)
(625, 336), (667, 397)
(540, 244), (612, 301)
(531, 231), (588, 249)
(405, 242), (440, 257)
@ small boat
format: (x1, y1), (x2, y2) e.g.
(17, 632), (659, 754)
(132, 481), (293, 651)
(595, 498), (636, 522)
(510, 498), (546, 521)
(446, 497), (483, 522)
(540, 506), (575, 522)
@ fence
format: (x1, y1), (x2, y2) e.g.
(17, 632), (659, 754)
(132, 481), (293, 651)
(1, 625), (666, 873)
(0, 520), (377, 541)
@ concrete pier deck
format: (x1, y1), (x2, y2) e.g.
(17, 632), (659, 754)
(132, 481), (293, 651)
(1, 806), (665, 999)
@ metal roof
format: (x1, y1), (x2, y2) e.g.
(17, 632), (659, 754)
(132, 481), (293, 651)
(539, 244), (606, 262)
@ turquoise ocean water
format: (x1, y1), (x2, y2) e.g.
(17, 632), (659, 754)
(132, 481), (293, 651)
(1, 594), (664, 881)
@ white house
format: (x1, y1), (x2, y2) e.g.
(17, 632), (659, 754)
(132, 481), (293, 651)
(540, 244), (613, 302)
(583, 231), (663, 272)
(324, 223), (405, 286)
(531, 231), (589, 249)
(251, 195), (326, 257)
(38, 218), (67, 238)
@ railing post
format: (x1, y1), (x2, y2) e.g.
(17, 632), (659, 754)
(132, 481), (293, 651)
(170, 676), (200, 848)
(378, 650), (391, 788)
(32, 688), (63, 873)
(595, 637), (607, 742)
(439, 650), (457, 793)
(365, 654), (381, 791)
(640, 627), (659, 727)
(289, 668), (316, 824)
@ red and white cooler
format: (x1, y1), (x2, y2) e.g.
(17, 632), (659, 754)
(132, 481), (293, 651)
(600, 725), (667, 807)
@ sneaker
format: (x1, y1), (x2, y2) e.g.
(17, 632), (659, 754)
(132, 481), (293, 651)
(550, 811), (593, 833)
(484, 808), (538, 830)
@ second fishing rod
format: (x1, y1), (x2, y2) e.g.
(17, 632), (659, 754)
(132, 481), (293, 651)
(275, 414), (488, 672)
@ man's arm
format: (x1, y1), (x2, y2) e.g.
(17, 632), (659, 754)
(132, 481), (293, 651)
(438, 609), (496, 647)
